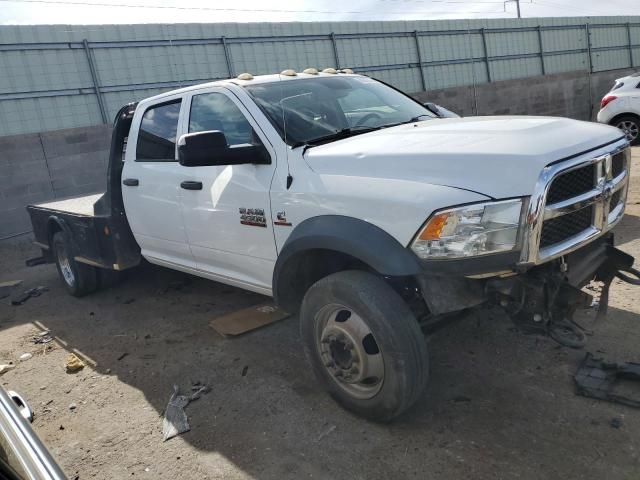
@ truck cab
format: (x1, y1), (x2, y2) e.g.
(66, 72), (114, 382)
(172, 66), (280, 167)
(27, 69), (637, 421)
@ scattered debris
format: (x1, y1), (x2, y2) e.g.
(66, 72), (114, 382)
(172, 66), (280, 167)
(190, 381), (210, 394)
(0, 364), (15, 375)
(69, 403), (77, 411)
(610, 417), (623, 429)
(122, 298), (136, 305)
(19, 353), (33, 362)
(452, 395), (472, 403)
(117, 352), (129, 361)
(317, 424), (336, 442)
(156, 278), (192, 296)
(65, 354), (85, 373)
(162, 384), (209, 441)
(25, 256), (47, 267)
(11, 286), (48, 306)
(241, 366), (248, 377)
(59, 425), (65, 430)
(209, 302), (290, 337)
(0, 280), (22, 299)
(32, 331), (53, 344)
(575, 353), (640, 408)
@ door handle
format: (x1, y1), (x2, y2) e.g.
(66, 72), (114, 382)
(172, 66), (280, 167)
(181, 181), (203, 190)
(122, 178), (139, 186)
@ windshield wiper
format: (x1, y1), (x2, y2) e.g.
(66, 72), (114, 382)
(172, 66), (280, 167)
(378, 114), (432, 130)
(292, 126), (381, 152)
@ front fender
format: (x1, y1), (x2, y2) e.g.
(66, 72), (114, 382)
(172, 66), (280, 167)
(272, 215), (422, 309)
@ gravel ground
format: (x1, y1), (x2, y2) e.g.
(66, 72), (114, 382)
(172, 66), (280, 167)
(1, 149), (640, 480)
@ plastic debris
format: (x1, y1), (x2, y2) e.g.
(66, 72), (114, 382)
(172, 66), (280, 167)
(33, 331), (53, 344)
(575, 353), (640, 408)
(65, 353), (85, 373)
(0, 364), (15, 375)
(317, 424), (336, 442)
(19, 353), (33, 362)
(11, 286), (48, 306)
(610, 417), (623, 429)
(162, 384), (208, 441)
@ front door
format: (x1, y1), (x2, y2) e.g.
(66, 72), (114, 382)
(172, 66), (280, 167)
(179, 88), (278, 292)
(121, 97), (196, 268)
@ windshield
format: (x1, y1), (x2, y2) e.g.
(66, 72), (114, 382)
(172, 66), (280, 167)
(243, 76), (434, 147)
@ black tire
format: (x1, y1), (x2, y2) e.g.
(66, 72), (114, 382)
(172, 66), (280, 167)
(300, 270), (429, 421)
(611, 115), (640, 146)
(52, 232), (98, 297)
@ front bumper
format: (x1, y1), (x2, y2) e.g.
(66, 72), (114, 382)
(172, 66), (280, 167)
(416, 233), (634, 317)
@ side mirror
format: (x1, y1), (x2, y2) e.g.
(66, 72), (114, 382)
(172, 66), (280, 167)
(423, 102), (461, 118)
(178, 130), (270, 167)
(423, 102), (442, 117)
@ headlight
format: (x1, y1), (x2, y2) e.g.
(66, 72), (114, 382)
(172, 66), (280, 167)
(411, 199), (524, 259)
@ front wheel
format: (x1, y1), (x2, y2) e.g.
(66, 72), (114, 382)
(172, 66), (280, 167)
(613, 115), (640, 145)
(300, 270), (429, 421)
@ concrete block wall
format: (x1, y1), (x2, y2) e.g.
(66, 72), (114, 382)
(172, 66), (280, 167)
(0, 125), (110, 238)
(414, 68), (637, 120)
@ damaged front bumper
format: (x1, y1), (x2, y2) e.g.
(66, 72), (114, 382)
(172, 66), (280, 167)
(415, 233), (638, 347)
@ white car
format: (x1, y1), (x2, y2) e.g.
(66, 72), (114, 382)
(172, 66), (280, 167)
(597, 72), (640, 145)
(26, 70), (636, 421)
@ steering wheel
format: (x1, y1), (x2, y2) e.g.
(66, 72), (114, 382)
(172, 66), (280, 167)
(353, 112), (383, 128)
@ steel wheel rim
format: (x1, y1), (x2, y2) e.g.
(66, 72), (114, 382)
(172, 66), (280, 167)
(617, 120), (639, 142)
(56, 241), (75, 287)
(314, 304), (384, 400)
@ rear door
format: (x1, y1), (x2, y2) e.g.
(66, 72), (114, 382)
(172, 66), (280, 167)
(121, 96), (196, 268)
(178, 87), (278, 293)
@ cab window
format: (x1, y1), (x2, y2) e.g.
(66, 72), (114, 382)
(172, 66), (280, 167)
(189, 92), (258, 146)
(136, 100), (182, 161)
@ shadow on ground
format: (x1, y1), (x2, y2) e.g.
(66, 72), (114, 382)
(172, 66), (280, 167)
(1, 219), (640, 478)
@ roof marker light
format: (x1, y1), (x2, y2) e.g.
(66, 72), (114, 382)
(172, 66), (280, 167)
(303, 67), (319, 75)
(322, 68), (337, 74)
(236, 73), (253, 80)
(280, 69), (297, 76)
(339, 68), (354, 74)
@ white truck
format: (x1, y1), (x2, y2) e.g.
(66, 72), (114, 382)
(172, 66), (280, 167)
(27, 69), (638, 421)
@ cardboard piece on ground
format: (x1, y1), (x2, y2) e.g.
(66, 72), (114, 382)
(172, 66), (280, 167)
(210, 303), (289, 337)
(0, 280), (22, 300)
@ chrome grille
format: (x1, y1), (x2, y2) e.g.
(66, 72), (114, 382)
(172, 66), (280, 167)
(612, 151), (625, 178)
(521, 144), (631, 265)
(546, 164), (596, 204)
(540, 205), (593, 248)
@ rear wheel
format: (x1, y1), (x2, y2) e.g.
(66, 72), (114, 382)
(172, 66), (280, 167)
(613, 115), (640, 145)
(52, 232), (98, 297)
(300, 270), (429, 421)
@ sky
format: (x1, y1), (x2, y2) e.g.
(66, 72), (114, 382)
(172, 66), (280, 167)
(0, 0), (637, 25)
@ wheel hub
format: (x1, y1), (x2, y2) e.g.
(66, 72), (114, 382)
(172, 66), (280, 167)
(320, 326), (363, 384)
(617, 120), (639, 142)
(315, 305), (384, 399)
(55, 242), (75, 287)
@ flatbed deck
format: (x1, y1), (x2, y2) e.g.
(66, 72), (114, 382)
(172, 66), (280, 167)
(35, 193), (104, 217)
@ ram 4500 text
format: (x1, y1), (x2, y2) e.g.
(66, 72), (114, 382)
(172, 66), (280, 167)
(27, 69), (637, 420)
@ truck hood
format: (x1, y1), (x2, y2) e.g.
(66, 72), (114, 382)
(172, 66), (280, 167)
(303, 116), (624, 198)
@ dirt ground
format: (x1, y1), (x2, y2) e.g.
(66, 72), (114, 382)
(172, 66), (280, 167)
(2, 150), (640, 480)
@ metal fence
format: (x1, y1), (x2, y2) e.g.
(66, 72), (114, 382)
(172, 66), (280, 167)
(1, 17), (639, 137)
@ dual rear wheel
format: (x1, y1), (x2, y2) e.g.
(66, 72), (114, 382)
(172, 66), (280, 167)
(52, 232), (121, 297)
